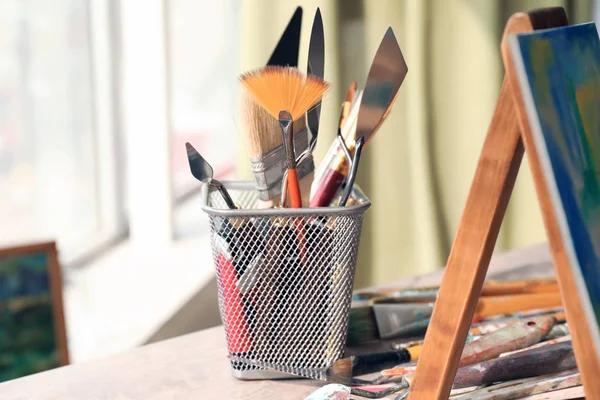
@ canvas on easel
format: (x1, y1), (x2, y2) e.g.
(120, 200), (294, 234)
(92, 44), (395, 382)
(0, 241), (68, 382)
(504, 21), (600, 397)
(407, 7), (600, 400)
(507, 19), (600, 363)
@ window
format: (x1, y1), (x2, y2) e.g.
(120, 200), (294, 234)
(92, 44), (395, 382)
(167, 0), (241, 238)
(0, 0), (234, 362)
(0, 0), (123, 268)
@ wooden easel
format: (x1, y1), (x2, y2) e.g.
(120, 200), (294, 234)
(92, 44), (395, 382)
(408, 7), (600, 400)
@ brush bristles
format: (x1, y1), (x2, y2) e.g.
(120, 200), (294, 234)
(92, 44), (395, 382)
(241, 92), (309, 158)
(347, 306), (379, 346)
(241, 93), (282, 157)
(239, 66), (331, 121)
(328, 357), (353, 378)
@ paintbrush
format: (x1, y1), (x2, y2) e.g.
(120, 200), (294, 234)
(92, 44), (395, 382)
(457, 315), (556, 366)
(469, 310), (565, 336)
(215, 249), (253, 368)
(241, 95), (313, 208)
(186, 142), (268, 370)
(500, 334), (571, 359)
(239, 66), (329, 268)
(452, 341), (577, 389)
(311, 81), (358, 199)
(348, 292), (562, 345)
(398, 371), (583, 400)
(250, 215), (302, 368)
(242, 8), (325, 209)
(239, 7), (315, 208)
(303, 382), (409, 400)
(329, 349), (579, 400)
(215, 220), (266, 371)
(372, 292), (563, 314)
(262, 215), (339, 374)
(453, 369), (581, 400)
(474, 292), (563, 318)
(357, 281), (560, 305)
(545, 322), (569, 340)
(239, 65), (330, 208)
(352, 278), (559, 301)
(339, 82), (357, 137)
(310, 27), (407, 207)
(384, 310), (563, 351)
(347, 303), (433, 345)
(326, 344), (423, 379)
(381, 315), (556, 377)
(304, 215), (338, 362)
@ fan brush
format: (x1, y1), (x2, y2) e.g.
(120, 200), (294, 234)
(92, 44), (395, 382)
(239, 65), (330, 208)
(240, 93), (312, 208)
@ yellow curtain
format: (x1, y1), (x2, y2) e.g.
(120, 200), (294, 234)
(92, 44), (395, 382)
(235, 0), (593, 288)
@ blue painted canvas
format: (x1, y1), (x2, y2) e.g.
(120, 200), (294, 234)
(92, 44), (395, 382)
(0, 251), (60, 382)
(510, 22), (600, 355)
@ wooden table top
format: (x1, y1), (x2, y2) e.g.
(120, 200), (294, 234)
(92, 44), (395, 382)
(0, 243), (566, 400)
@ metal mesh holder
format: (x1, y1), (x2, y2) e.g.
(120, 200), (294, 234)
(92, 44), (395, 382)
(200, 181), (371, 381)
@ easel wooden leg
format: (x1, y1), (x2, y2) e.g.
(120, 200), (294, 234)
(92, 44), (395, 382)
(407, 78), (523, 400)
(408, 8), (569, 399)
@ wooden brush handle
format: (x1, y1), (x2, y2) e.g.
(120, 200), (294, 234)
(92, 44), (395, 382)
(351, 348), (414, 376)
(310, 168), (347, 207)
(481, 278), (559, 295)
(256, 170), (314, 209)
(368, 279), (560, 304)
(453, 342), (576, 389)
(383, 316), (558, 378)
(287, 169), (303, 208)
(286, 168), (308, 264)
(475, 292), (562, 318)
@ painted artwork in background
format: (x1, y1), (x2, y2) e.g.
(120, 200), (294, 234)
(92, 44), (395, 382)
(510, 22), (600, 355)
(0, 243), (67, 382)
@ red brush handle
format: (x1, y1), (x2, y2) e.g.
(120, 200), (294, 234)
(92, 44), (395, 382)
(286, 168), (309, 264)
(218, 253), (252, 353)
(310, 168), (347, 207)
(287, 168), (303, 208)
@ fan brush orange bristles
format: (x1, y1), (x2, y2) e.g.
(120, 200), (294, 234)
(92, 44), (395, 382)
(240, 66), (330, 208)
(240, 66), (330, 120)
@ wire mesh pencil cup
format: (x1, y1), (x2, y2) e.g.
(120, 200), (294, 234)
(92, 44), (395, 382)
(200, 181), (371, 380)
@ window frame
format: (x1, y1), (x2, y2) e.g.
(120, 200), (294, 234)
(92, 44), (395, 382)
(65, 0), (221, 362)
(67, 0), (127, 268)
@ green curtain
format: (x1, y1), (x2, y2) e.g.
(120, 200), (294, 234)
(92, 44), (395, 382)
(235, 0), (593, 288)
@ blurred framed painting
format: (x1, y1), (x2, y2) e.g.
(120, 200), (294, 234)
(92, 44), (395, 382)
(0, 241), (68, 382)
